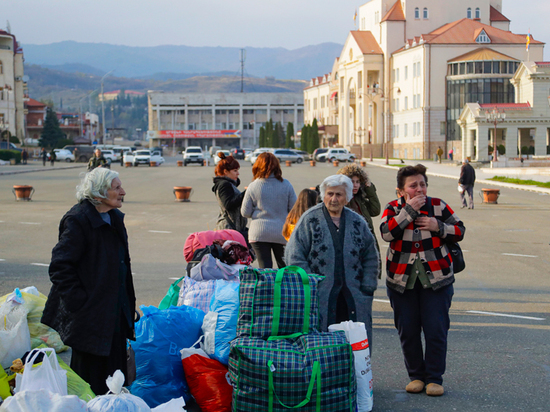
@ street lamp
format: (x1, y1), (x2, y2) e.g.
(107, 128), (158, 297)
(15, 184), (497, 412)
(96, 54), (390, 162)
(100, 70), (115, 144)
(79, 89), (98, 142)
(485, 107), (506, 165)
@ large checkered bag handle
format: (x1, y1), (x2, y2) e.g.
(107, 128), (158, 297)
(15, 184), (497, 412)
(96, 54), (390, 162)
(270, 265), (311, 339)
(267, 360), (321, 412)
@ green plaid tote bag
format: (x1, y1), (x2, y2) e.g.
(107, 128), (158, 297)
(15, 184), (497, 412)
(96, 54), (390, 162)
(237, 266), (324, 339)
(229, 331), (356, 412)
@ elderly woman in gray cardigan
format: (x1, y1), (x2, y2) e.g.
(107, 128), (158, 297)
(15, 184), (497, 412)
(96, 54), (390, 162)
(285, 174), (379, 346)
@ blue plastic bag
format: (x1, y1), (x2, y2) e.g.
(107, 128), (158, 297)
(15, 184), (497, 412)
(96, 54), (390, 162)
(129, 305), (205, 408)
(202, 280), (239, 365)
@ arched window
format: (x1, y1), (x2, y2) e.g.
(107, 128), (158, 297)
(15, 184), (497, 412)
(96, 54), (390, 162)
(467, 8), (472, 19)
(414, 7), (420, 19)
(423, 8), (428, 19)
(475, 8), (480, 19)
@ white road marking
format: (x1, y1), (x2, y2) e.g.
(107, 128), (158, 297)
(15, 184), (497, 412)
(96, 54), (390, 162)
(19, 222), (41, 225)
(169, 277), (181, 281)
(374, 299), (390, 304)
(501, 253), (537, 258)
(0, 259), (5, 262)
(30, 263), (49, 267)
(148, 230), (172, 234)
(467, 310), (545, 321)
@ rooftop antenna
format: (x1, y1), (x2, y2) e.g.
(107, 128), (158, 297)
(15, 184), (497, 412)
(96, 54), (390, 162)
(240, 48), (246, 93)
(6, 20), (11, 34)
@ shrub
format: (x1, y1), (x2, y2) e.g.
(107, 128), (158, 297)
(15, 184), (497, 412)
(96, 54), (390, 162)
(0, 150), (22, 163)
(497, 144), (505, 155)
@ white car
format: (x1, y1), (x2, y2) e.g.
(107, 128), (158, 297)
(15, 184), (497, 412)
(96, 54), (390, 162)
(249, 148), (271, 164)
(100, 149), (118, 163)
(51, 149), (75, 162)
(319, 148), (355, 163)
(214, 150), (231, 165)
(183, 146), (205, 166)
(132, 150), (165, 166)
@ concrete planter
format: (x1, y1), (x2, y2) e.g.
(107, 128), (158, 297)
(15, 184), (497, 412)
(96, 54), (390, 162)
(125, 162), (132, 167)
(173, 186), (193, 202)
(150, 161), (158, 167)
(310, 160), (316, 167)
(481, 188), (500, 204)
(177, 160), (183, 167)
(12, 185), (34, 201)
(285, 160), (292, 167)
(333, 160), (340, 167)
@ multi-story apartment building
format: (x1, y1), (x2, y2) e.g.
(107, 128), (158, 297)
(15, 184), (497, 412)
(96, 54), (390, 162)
(147, 92), (304, 150)
(305, 0), (545, 161)
(0, 29), (25, 143)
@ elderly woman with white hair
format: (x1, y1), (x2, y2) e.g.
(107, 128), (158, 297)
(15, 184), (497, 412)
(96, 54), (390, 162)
(42, 167), (136, 395)
(285, 174), (379, 346)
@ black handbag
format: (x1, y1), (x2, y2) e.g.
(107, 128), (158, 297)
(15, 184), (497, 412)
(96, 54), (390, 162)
(447, 242), (465, 273)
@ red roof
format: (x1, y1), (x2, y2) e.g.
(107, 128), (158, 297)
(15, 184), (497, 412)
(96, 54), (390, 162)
(381, 0), (405, 22)
(350, 31), (384, 55)
(479, 103), (531, 110)
(489, 6), (510, 22)
(25, 98), (46, 108)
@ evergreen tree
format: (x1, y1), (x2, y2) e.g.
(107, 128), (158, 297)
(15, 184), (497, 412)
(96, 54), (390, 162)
(310, 119), (319, 154)
(265, 119), (274, 147)
(285, 122), (295, 148)
(259, 126), (266, 147)
(301, 125), (309, 152)
(39, 107), (64, 148)
(273, 122), (282, 148)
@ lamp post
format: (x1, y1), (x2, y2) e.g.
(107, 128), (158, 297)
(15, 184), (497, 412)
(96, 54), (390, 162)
(485, 107), (506, 165)
(100, 70), (115, 144)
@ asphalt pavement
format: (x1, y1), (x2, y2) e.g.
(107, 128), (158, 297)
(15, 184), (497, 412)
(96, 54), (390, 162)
(1, 156), (549, 411)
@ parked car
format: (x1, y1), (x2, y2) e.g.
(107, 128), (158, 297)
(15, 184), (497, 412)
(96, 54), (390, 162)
(313, 148), (329, 162)
(183, 146), (205, 166)
(101, 149), (118, 163)
(0, 142), (22, 152)
(133, 150), (165, 166)
(319, 148), (355, 163)
(50, 149), (75, 162)
(249, 148), (271, 164)
(232, 148), (245, 159)
(270, 148), (304, 164)
(214, 150), (231, 165)
(63, 145), (95, 162)
(291, 149), (310, 161)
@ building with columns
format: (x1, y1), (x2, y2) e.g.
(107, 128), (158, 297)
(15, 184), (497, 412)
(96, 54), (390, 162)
(458, 62), (550, 163)
(147, 92), (303, 150)
(304, 0), (545, 161)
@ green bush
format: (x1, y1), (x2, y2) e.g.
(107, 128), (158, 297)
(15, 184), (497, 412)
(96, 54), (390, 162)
(0, 150), (22, 163)
(497, 144), (505, 155)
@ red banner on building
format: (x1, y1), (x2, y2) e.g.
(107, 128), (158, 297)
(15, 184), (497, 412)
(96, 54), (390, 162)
(149, 130), (241, 139)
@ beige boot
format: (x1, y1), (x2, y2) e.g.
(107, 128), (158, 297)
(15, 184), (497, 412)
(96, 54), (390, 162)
(426, 383), (445, 396)
(405, 380), (425, 393)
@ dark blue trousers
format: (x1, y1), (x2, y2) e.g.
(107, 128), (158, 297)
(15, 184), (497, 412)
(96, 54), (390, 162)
(387, 281), (454, 385)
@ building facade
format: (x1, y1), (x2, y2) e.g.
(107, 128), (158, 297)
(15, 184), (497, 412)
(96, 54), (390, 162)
(0, 29), (25, 142)
(147, 92), (304, 150)
(304, 0), (544, 161)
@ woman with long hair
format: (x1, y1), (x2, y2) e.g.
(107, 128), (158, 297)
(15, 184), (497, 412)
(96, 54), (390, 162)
(241, 152), (297, 268)
(282, 188), (318, 241)
(212, 152), (248, 241)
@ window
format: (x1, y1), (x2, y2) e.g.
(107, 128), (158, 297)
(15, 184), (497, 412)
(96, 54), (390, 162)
(215, 109), (227, 115)
(321, 96), (325, 108)
(188, 123), (196, 130)
(475, 8), (480, 19)
(404, 123), (408, 137)
(467, 8), (472, 19)
(423, 8), (428, 19)
(415, 7), (420, 19)
(476, 30), (491, 43)
(313, 98), (317, 110)
(405, 66), (408, 80)
(396, 98), (400, 111)
(396, 124), (399, 137)
(0, 61), (3, 74)
(396, 68), (400, 82)
(440, 121), (446, 135)
(405, 96), (408, 110)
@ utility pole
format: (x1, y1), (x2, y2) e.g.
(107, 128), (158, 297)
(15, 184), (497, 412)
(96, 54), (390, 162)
(100, 70), (114, 144)
(240, 49), (246, 93)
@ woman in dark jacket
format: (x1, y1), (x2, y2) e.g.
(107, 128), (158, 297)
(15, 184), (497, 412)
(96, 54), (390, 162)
(212, 152), (248, 241)
(42, 167), (136, 395)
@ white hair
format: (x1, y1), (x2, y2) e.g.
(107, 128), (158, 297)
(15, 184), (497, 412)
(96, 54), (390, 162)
(76, 168), (119, 205)
(319, 175), (353, 203)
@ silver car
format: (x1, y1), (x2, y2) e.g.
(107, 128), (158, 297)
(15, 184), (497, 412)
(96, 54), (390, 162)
(270, 148), (304, 164)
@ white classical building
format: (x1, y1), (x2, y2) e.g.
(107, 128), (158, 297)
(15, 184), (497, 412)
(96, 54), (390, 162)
(305, 0), (545, 161)
(147, 92), (303, 150)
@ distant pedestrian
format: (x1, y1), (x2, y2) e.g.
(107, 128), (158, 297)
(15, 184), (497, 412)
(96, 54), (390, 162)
(436, 146), (443, 163)
(50, 149), (56, 166)
(41, 148), (47, 166)
(88, 149), (107, 171)
(21, 149), (28, 165)
(459, 159), (476, 209)
(448, 148), (453, 161)
(73, 148), (79, 162)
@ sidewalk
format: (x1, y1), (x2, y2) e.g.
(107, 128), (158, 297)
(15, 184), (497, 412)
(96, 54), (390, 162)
(0, 160), (86, 176)
(363, 157), (550, 194)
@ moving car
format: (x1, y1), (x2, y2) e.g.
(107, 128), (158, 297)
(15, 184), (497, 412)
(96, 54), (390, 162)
(63, 145), (95, 162)
(133, 150), (165, 166)
(183, 146), (205, 166)
(214, 150), (231, 165)
(270, 148), (304, 164)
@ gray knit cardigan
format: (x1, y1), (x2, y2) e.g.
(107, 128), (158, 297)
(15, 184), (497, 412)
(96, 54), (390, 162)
(241, 175), (297, 244)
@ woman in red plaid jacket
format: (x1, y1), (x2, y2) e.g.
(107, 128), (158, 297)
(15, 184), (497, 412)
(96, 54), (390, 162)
(380, 164), (465, 397)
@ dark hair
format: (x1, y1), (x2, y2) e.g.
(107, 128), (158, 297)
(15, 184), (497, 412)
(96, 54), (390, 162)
(214, 152), (240, 177)
(396, 164), (428, 189)
(252, 152), (282, 181)
(282, 189), (318, 240)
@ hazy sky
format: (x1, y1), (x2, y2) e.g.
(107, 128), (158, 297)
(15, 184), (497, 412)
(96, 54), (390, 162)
(2, 0), (549, 54)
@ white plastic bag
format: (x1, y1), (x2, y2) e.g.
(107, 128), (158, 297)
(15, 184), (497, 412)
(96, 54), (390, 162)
(190, 254), (239, 281)
(87, 370), (151, 412)
(0, 291), (31, 367)
(151, 397), (186, 412)
(0, 388), (88, 412)
(329, 321), (373, 412)
(458, 184), (465, 193)
(15, 348), (68, 396)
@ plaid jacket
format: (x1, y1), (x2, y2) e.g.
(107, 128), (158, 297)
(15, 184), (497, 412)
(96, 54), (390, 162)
(380, 196), (465, 293)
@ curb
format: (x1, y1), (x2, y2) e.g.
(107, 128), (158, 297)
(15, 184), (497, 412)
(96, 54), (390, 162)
(0, 165), (86, 176)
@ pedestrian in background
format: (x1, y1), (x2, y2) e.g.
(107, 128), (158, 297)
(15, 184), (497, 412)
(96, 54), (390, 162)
(21, 149), (28, 164)
(241, 152), (296, 268)
(436, 146), (443, 163)
(459, 159), (476, 209)
(88, 148), (107, 171)
(212, 152), (248, 242)
(282, 188), (318, 241)
(380, 164), (465, 397)
(50, 149), (56, 166)
(41, 167), (136, 395)
(41, 147), (47, 166)
(448, 148), (453, 161)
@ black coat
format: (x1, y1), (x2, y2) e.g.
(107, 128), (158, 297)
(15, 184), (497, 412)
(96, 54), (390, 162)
(42, 200), (136, 357)
(459, 163), (476, 186)
(212, 176), (247, 233)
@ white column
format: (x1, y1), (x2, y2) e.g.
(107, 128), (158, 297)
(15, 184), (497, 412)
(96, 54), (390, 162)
(505, 125), (518, 159)
(185, 105), (189, 130)
(156, 105), (160, 131)
(476, 126), (490, 161)
(534, 125), (546, 156)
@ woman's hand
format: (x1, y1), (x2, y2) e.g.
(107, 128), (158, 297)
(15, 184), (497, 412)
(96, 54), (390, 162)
(415, 216), (439, 232)
(404, 192), (426, 211)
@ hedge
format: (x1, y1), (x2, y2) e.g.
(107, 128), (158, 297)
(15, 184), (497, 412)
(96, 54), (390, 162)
(0, 150), (22, 163)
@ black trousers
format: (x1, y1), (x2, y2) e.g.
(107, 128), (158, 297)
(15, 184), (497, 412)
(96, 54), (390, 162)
(387, 281), (454, 385)
(251, 242), (285, 269)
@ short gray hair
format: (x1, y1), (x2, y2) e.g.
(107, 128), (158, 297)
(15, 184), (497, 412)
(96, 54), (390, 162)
(319, 175), (353, 203)
(76, 168), (119, 205)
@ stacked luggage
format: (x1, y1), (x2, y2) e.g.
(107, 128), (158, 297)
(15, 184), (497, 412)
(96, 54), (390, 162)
(229, 265), (358, 412)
